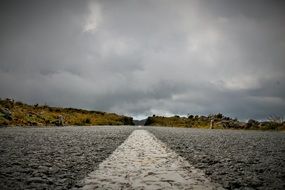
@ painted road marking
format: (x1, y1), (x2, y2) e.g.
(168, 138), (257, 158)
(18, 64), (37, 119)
(82, 130), (224, 189)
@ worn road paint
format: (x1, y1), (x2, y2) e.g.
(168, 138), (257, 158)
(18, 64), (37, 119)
(82, 130), (224, 190)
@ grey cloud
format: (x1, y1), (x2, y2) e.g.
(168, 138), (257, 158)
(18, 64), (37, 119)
(0, 0), (284, 120)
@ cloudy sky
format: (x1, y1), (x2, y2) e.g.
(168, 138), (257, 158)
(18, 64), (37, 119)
(0, 0), (284, 120)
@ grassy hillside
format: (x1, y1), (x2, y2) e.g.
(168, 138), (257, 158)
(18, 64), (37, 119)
(145, 114), (285, 130)
(0, 98), (134, 126)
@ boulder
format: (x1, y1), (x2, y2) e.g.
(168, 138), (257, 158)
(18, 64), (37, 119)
(52, 115), (64, 126)
(0, 107), (12, 120)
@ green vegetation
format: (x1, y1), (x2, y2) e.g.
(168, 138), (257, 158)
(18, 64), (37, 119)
(145, 115), (213, 128)
(0, 98), (134, 126)
(1, 98), (284, 130)
(145, 114), (285, 131)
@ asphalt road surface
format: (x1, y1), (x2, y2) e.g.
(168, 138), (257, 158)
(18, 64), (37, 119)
(0, 126), (284, 189)
(147, 127), (285, 190)
(0, 126), (135, 189)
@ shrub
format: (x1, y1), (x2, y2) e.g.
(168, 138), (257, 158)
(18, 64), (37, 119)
(267, 115), (283, 124)
(85, 118), (91, 124)
(260, 121), (281, 130)
(188, 115), (194, 119)
(215, 113), (223, 119)
(247, 119), (259, 128)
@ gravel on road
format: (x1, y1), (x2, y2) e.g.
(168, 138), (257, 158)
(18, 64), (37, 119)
(146, 127), (285, 190)
(0, 126), (135, 190)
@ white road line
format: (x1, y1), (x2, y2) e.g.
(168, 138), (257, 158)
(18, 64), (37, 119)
(82, 130), (224, 190)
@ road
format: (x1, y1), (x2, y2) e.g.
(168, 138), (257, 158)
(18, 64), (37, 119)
(0, 126), (134, 189)
(0, 126), (284, 189)
(147, 127), (285, 190)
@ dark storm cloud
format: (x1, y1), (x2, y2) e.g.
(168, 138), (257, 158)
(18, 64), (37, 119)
(0, 0), (284, 120)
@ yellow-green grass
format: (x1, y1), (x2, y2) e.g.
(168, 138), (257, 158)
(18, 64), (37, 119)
(145, 115), (285, 130)
(0, 99), (133, 126)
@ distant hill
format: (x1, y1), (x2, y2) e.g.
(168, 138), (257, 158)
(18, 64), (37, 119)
(0, 98), (134, 126)
(145, 114), (285, 130)
(133, 119), (147, 126)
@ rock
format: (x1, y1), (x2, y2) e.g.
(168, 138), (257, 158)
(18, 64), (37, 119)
(52, 115), (64, 126)
(58, 115), (64, 126)
(0, 107), (13, 120)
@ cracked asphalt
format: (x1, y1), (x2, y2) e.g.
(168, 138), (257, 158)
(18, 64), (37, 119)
(0, 126), (284, 190)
